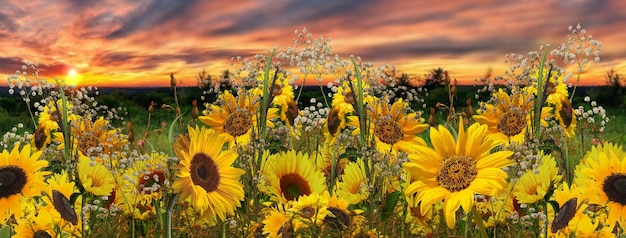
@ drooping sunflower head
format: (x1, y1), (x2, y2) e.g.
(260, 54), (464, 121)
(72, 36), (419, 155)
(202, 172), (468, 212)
(262, 207), (292, 238)
(172, 125), (245, 222)
(261, 150), (327, 203)
(404, 119), (514, 228)
(554, 99), (577, 138)
(0, 144), (49, 222)
(252, 74), (297, 126)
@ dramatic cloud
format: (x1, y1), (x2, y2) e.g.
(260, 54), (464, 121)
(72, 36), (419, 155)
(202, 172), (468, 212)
(0, 0), (624, 87)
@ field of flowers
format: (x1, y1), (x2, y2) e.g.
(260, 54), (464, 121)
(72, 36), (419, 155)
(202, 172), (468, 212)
(1, 25), (625, 238)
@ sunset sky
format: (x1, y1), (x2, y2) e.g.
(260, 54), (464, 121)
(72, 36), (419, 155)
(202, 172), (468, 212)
(1, 0), (624, 87)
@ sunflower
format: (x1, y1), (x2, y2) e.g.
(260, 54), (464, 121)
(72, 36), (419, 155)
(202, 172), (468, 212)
(0, 144), (49, 222)
(473, 88), (553, 144)
(549, 183), (614, 237)
(172, 125), (245, 223)
(323, 194), (353, 231)
(554, 99), (577, 138)
(327, 80), (375, 137)
(575, 143), (625, 182)
(335, 158), (369, 205)
(13, 208), (56, 238)
(348, 97), (428, 159)
(53, 115), (127, 157)
(252, 74), (298, 126)
(576, 147), (626, 229)
(41, 171), (81, 232)
(77, 155), (116, 196)
(403, 120), (514, 228)
(289, 192), (330, 231)
(262, 207), (292, 238)
(513, 152), (560, 204)
(199, 90), (279, 147)
(120, 152), (170, 204)
(261, 150), (327, 203)
(315, 137), (351, 178)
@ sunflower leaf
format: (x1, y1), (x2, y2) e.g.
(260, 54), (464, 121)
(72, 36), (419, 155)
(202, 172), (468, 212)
(381, 190), (403, 221)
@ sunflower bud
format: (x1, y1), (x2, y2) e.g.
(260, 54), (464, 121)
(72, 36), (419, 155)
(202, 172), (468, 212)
(170, 73), (177, 88)
(191, 99), (200, 119)
(148, 101), (155, 114)
(428, 107), (437, 127)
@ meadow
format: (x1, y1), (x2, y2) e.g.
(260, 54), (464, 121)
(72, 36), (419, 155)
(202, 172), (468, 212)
(1, 25), (626, 238)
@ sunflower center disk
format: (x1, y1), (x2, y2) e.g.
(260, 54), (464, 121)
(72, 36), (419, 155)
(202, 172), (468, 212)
(78, 134), (99, 155)
(190, 153), (220, 193)
(375, 119), (403, 145)
(224, 111), (251, 137)
(137, 170), (166, 194)
(497, 109), (527, 137)
(34, 231), (53, 238)
(344, 92), (356, 104)
(436, 155), (477, 192)
(280, 173), (311, 201)
(324, 207), (352, 229)
(271, 84), (283, 96)
(602, 173), (626, 205)
(0, 165), (28, 198)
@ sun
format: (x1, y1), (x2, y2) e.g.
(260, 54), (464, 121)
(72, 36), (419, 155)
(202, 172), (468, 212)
(68, 68), (77, 77)
(66, 68), (81, 86)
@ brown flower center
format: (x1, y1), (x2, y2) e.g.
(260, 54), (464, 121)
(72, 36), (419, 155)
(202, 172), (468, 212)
(326, 109), (340, 136)
(300, 206), (316, 218)
(137, 170), (165, 195)
(559, 100), (573, 127)
(190, 153), (220, 193)
(52, 190), (78, 225)
(0, 165), (27, 199)
(34, 231), (52, 238)
(375, 119), (403, 145)
(497, 109), (527, 137)
(280, 173), (311, 201)
(224, 110), (251, 137)
(602, 173), (626, 205)
(437, 155), (477, 192)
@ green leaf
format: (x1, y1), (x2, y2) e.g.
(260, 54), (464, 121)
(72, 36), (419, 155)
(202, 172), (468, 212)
(0, 225), (10, 237)
(381, 191), (403, 221)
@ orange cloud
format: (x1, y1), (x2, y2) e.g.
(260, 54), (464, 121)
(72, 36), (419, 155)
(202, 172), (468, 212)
(0, 0), (624, 88)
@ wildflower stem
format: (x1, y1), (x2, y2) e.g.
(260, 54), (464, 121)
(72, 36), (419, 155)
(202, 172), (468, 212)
(256, 49), (277, 171)
(165, 193), (179, 238)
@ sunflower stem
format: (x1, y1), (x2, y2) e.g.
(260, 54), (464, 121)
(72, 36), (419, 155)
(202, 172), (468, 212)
(350, 57), (370, 177)
(471, 205), (488, 238)
(534, 46), (550, 141)
(55, 80), (72, 162)
(165, 193), (179, 238)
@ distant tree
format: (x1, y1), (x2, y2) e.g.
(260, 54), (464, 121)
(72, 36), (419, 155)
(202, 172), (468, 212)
(394, 73), (413, 87)
(606, 68), (623, 87)
(424, 67), (447, 89)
